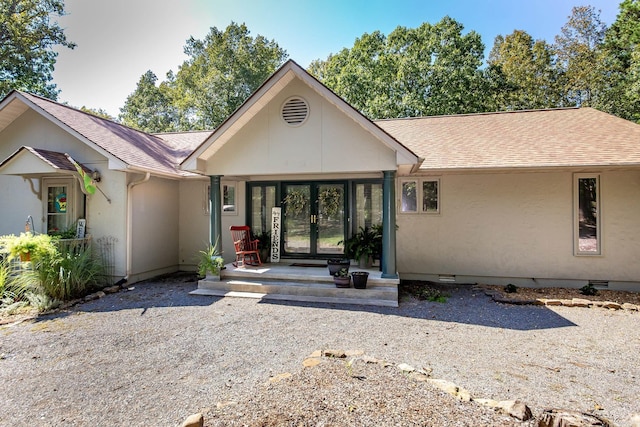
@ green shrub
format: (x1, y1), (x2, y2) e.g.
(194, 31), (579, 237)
(504, 284), (518, 293)
(37, 244), (106, 301)
(580, 283), (599, 296)
(0, 254), (39, 309)
(1, 232), (58, 261)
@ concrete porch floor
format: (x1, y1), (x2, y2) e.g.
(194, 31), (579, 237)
(190, 260), (399, 307)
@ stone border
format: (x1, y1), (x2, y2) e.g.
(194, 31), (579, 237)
(475, 286), (639, 312)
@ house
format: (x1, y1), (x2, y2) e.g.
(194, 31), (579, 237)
(2, 60), (639, 294)
(0, 90), (213, 283)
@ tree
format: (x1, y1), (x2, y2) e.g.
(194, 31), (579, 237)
(595, 0), (640, 122)
(172, 22), (288, 130)
(554, 6), (607, 107)
(309, 17), (489, 120)
(119, 70), (180, 132)
(488, 30), (564, 110)
(0, 0), (75, 99)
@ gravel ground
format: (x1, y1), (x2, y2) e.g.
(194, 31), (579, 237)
(1, 275), (639, 426)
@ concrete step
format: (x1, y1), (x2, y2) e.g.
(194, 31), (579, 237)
(191, 277), (398, 307)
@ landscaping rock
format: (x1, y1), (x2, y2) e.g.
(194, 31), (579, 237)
(572, 298), (592, 308)
(475, 399), (533, 421)
(602, 301), (622, 310)
(397, 363), (415, 373)
(302, 357), (321, 368)
(84, 293), (99, 301)
(181, 413), (203, 427)
(95, 291), (106, 299)
(622, 303), (638, 311)
(322, 349), (346, 358)
(427, 378), (472, 401)
(538, 409), (613, 426)
(103, 285), (120, 294)
(629, 413), (640, 427)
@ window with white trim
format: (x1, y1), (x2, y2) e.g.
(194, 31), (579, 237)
(205, 182), (237, 215)
(400, 178), (440, 214)
(574, 174), (600, 255)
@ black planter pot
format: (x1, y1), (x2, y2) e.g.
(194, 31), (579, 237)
(327, 258), (350, 276)
(351, 271), (369, 289)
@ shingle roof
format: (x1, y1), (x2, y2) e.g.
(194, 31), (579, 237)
(376, 108), (640, 171)
(0, 146), (92, 173)
(17, 92), (210, 177)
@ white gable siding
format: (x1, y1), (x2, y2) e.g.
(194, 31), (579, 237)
(204, 79), (397, 176)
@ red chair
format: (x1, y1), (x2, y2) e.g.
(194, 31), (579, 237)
(230, 226), (262, 267)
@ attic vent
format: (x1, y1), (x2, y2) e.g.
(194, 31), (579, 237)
(281, 97), (309, 126)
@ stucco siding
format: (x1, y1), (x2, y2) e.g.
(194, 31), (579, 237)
(206, 79), (397, 176)
(129, 176), (179, 280)
(397, 170), (640, 289)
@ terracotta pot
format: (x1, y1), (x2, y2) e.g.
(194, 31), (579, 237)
(333, 276), (351, 288)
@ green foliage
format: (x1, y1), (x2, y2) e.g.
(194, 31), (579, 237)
(401, 281), (449, 303)
(119, 70), (180, 132)
(0, 0), (76, 99)
(37, 243), (105, 301)
(595, 0), (640, 123)
(333, 267), (350, 278)
(488, 30), (564, 110)
(554, 6), (607, 107)
(504, 284), (518, 293)
(580, 283), (599, 296)
(341, 225), (382, 261)
(309, 17), (490, 119)
(197, 241), (224, 277)
(0, 254), (38, 308)
(1, 232), (58, 261)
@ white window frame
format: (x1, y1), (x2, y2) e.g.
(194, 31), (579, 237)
(42, 177), (79, 233)
(574, 173), (601, 256)
(399, 178), (440, 214)
(205, 181), (238, 216)
(222, 182), (237, 215)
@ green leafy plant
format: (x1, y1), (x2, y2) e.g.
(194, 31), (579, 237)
(400, 281), (450, 303)
(197, 240), (225, 277)
(504, 284), (518, 293)
(37, 243), (106, 301)
(1, 232), (58, 261)
(341, 225), (382, 262)
(580, 283), (599, 296)
(334, 267), (350, 278)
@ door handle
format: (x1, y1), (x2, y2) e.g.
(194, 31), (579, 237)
(310, 215), (317, 224)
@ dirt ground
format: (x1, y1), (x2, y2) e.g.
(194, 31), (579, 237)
(478, 284), (640, 306)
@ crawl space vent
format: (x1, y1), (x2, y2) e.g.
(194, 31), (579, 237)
(281, 97), (309, 126)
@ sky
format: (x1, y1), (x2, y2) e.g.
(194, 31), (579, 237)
(52, 0), (622, 117)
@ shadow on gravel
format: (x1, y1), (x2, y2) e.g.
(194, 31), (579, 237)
(32, 274), (219, 322)
(254, 284), (577, 331)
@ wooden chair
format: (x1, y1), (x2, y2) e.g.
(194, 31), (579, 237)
(230, 226), (262, 267)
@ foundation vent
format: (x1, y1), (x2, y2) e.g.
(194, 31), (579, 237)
(589, 280), (609, 289)
(438, 275), (456, 283)
(281, 97), (309, 126)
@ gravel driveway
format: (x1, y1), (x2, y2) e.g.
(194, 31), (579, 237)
(1, 275), (638, 426)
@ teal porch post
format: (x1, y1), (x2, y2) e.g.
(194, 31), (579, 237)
(210, 176), (222, 251)
(382, 170), (398, 279)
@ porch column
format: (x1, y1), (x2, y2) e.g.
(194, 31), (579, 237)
(382, 170), (398, 279)
(210, 175), (223, 251)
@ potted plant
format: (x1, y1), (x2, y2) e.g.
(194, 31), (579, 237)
(333, 267), (351, 288)
(341, 225), (382, 268)
(197, 240), (225, 280)
(327, 258), (350, 276)
(351, 271), (369, 289)
(3, 232), (57, 262)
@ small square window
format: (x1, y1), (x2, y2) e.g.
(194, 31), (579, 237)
(400, 178), (440, 214)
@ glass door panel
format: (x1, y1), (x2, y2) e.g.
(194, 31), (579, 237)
(283, 184), (311, 254)
(250, 185), (276, 233)
(317, 184), (345, 255)
(46, 185), (68, 233)
(355, 183), (383, 230)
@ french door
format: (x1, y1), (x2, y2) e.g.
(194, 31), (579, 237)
(282, 182), (346, 257)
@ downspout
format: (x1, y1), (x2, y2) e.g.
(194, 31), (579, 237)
(126, 172), (151, 280)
